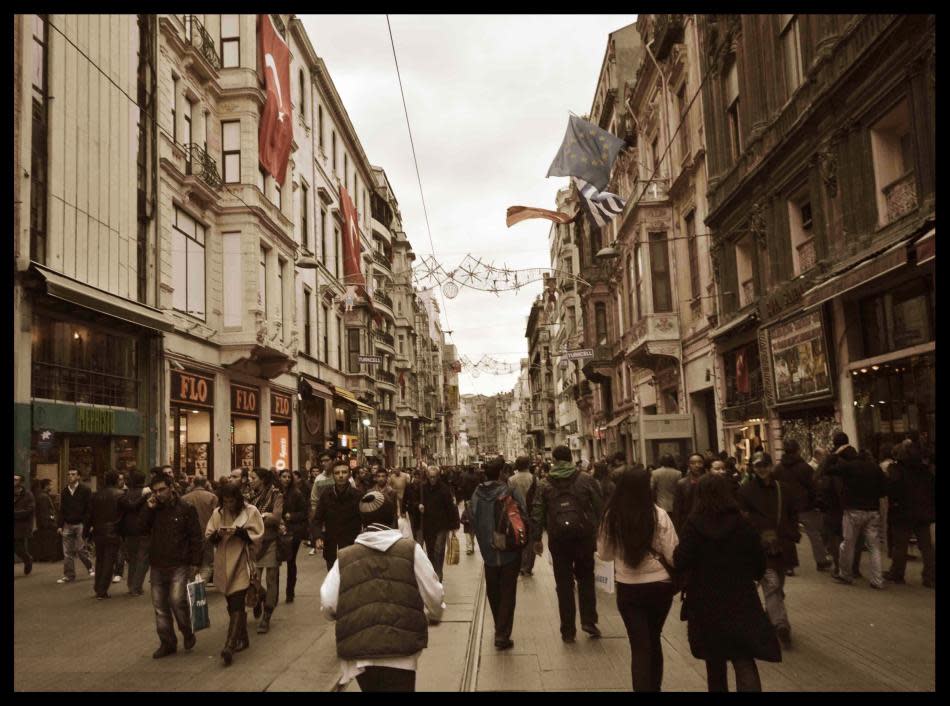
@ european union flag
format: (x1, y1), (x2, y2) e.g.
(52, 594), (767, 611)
(547, 115), (626, 192)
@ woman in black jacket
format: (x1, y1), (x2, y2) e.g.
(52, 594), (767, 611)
(673, 473), (781, 692)
(278, 469), (309, 603)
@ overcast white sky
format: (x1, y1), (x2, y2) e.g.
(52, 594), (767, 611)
(302, 14), (636, 396)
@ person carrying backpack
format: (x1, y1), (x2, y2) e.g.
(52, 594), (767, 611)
(508, 455), (538, 575)
(470, 455), (529, 650)
(533, 445), (604, 642)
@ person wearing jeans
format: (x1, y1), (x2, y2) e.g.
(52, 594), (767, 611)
(57, 469), (94, 583)
(839, 509), (884, 587)
(278, 469), (309, 603)
(598, 466), (677, 691)
(418, 466), (459, 583)
(118, 469), (153, 595)
(141, 471), (203, 658)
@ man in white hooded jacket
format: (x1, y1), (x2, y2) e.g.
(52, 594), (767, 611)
(320, 490), (445, 692)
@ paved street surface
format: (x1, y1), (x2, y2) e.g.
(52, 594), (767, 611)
(15, 534), (934, 691)
(474, 546), (935, 691)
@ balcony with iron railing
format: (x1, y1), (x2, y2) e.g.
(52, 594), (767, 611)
(374, 330), (395, 348)
(652, 14), (685, 60)
(883, 171), (918, 224)
(373, 290), (394, 315)
(373, 250), (393, 271)
(376, 369), (397, 386)
(378, 409), (397, 425)
(184, 143), (222, 194)
(182, 15), (221, 79)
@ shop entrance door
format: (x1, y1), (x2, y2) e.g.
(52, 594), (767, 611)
(67, 435), (111, 491)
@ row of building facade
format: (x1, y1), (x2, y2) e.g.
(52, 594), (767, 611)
(14, 14), (460, 491)
(519, 14), (934, 466)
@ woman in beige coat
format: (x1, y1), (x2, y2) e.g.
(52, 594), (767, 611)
(206, 482), (264, 666)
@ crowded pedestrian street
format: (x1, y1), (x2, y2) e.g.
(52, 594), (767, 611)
(13, 12), (934, 692)
(14, 527), (935, 691)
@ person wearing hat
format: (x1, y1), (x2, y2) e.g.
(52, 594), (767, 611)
(320, 490), (445, 692)
(737, 451), (799, 649)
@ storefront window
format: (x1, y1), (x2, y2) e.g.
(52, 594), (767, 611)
(860, 277), (933, 358)
(31, 315), (139, 408)
(723, 342), (763, 407)
(171, 409), (212, 478)
(852, 353), (934, 462)
(232, 417), (258, 471)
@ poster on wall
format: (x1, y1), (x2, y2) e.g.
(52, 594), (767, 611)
(767, 310), (832, 403)
(186, 443), (209, 476)
(271, 425), (290, 471)
(235, 444), (257, 471)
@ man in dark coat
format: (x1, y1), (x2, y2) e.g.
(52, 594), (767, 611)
(532, 445), (604, 642)
(181, 475), (218, 583)
(885, 439), (935, 587)
(118, 469), (152, 596)
(141, 473), (204, 658)
(773, 439), (831, 572)
(417, 465), (460, 583)
(32, 478), (60, 562)
(822, 432), (887, 589)
(458, 465), (481, 556)
(313, 462), (364, 572)
(90, 470), (125, 599)
(673, 453), (707, 533)
(738, 452), (798, 648)
(14, 474), (35, 575)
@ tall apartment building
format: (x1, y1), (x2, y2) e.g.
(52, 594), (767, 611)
(525, 288), (557, 455)
(698, 14), (934, 462)
(14, 14), (460, 485)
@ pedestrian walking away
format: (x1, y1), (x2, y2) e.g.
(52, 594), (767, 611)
(418, 465), (460, 583)
(57, 468), (94, 584)
(118, 469), (153, 595)
(738, 452), (799, 649)
(89, 470), (124, 599)
(206, 482), (264, 666)
(244, 468), (284, 634)
(141, 471), (203, 658)
(597, 465), (678, 691)
(471, 455), (529, 649)
(773, 439), (830, 572)
(457, 465), (481, 556)
(278, 469), (309, 603)
(320, 490), (445, 692)
(181, 475), (218, 584)
(885, 438), (935, 587)
(532, 444), (604, 642)
(674, 473), (781, 692)
(14, 474), (36, 576)
(508, 456), (538, 575)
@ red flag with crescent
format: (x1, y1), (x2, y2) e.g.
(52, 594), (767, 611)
(258, 15), (293, 185)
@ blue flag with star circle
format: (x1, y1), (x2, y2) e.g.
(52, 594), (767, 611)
(547, 115), (627, 192)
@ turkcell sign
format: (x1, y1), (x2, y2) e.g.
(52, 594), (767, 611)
(358, 355), (382, 364)
(560, 348), (594, 360)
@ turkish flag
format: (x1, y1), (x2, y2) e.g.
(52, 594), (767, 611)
(258, 15), (293, 185)
(340, 185), (382, 323)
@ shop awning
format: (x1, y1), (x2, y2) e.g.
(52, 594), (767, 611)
(605, 413), (629, 429)
(298, 377), (334, 400)
(33, 265), (173, 332)
(801, 238), (910, 310)
(333, 386), (374, 416)
(915, 228), (935, 266)
(709, 310), (757, 341)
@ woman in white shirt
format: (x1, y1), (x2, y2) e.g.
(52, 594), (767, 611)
(597, 465), (679, 692)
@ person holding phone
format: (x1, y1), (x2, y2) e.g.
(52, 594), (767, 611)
(207, 482), (264, 666)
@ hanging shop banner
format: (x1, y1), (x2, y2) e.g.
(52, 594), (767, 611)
(766, 310), (832, 404)
(171, 370), (215, 409)
(231, 384), (261, 417)
(271, 424), (291, 471)
(271, 391), (293, 420)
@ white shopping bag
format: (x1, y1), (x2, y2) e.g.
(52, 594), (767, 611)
(594, 555), (615, 594)
(398, 515), (413, 540)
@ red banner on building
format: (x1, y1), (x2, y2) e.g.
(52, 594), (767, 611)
(340, 185), (365, 288)
(258, 14), (293, 185)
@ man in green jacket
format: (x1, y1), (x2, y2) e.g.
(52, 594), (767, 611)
(533, 445), (604, 642)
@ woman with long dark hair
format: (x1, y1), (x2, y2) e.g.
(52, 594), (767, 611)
(597, 466), (678, 691)
(245, 467), (284, 633)
(206, 482), (264, 666)
(673, 473), (780, 691)
(278, 468), (308, 603)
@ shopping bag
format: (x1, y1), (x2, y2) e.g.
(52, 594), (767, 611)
(594, 555), (615, 594)
(446, 531), (460, 565)
(187, 576), (211, 632)
(398, 515), (413, 540)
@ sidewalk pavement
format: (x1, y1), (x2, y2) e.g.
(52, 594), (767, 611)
(474, 544), (935, 691)
(14, 530), (485, 692)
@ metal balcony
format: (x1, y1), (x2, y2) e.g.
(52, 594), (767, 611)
(185, 144), (222, 190)
(374, 290), (394, 309)
(185, 16), (221, 71)
(652, 14), (685, 61)
(373, 250), (392, 270)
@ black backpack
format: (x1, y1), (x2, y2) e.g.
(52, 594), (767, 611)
(546, 472), (592, 541)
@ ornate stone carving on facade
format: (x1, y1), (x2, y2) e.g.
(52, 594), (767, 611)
(748, 200), (768, 250)
(817, 147), (838, 197)
(255, 310), (267, 344)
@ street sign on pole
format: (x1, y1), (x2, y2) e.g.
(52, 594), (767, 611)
(358, 355), (383, 364)
(559, 348), (594, 361)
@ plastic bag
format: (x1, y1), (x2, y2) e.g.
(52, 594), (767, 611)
(593, 555), (615, 594)
(446, 531), (460, 565)
(187, 576), (211, 632)
(398, 515), (413, 540)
